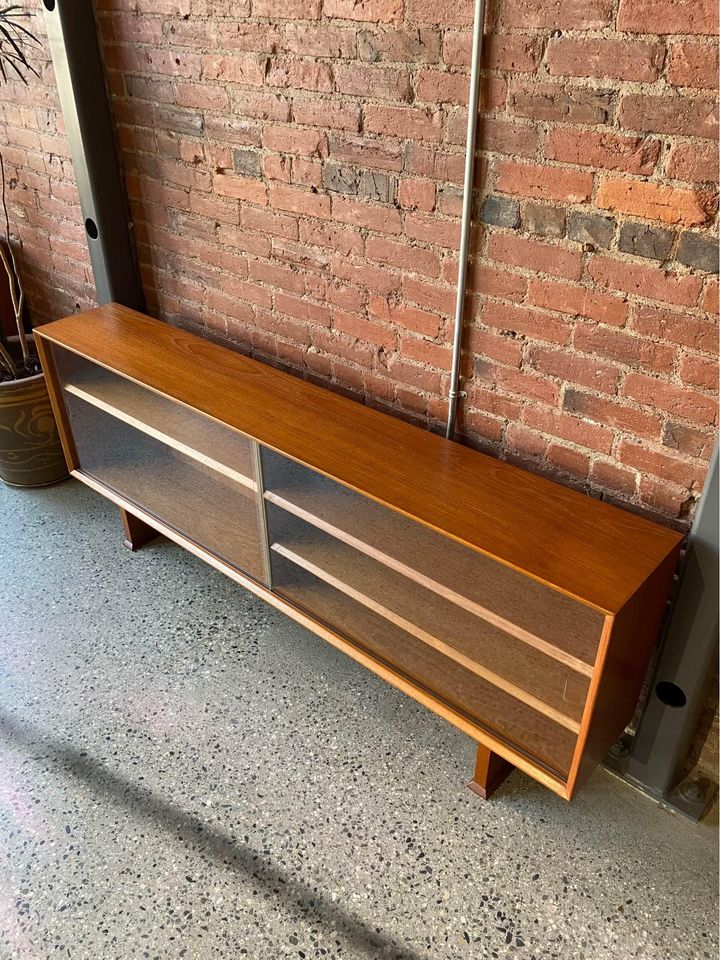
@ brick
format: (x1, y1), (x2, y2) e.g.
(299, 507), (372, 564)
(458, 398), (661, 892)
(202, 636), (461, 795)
(359, 171), (395, 203)
(547, 39), (665, 83)
(293, 99), (362, 132)
(444, 32), (542, 72)
(202, 55), (265, 85)
(675, 232), (719, 274)
(573, 323), (677, 374)
(679, 352), (718, 390)
(498, 0), (614, 29)
(335, 63), (412, 101)
(370, 296), (442, 336)
(619, 440), (707, 489)
(617, 0), (719, 35)
(528, 346), (619, 394)
(528, 279), (629, 326)
(332, 196), (403, 234)
(402, 276), (457, 315)
(334, 311), (396, 348)
(564, 389), (662, 438)
(662, 422), (715, 459)
(281, 24), (356, 57)
(323, 163), (359, 195)
(332, 135), (403, 172)
(233, 148), (262, 178)
(416, 69), (470, 105)
(254, 0), (321, 16)
(631, 303), (718, 352)
(213, 173), (267, 205)
(480, 195), (520, 229)
(481, 301), (571, 345)
(568, 212), (616, 250)
(509, 81), (612, 125)
(397, 179), (436, 212)
(365, 105), (443, 142)
(266, 59), (334, 93)
(596, 179), (716, 227)
(365, 235), (441, 276)
(523, 203), (565, 239)
(623, 372), (718, 426)
(324, 0), (403, 23)
(547, 444), (590, 481)
(590, 256), (703, 307)
(405, 0), (474, 25)
(263, 124), (328, 157)
(620, 94), (718, 140)
(638, 476), (694, 520)
(522, 406), (614, 454)
(667, 42), (719, 89)
(268, 183), (331, 219)
(590, 461), (638, 495)
(488, 234), (584, 282)
(545, 130), (660, 176)
(618, 222), (674, 262)
(474, 359), (560, 405)
(496, 161), (593, 204)
(703, 279), (719, 314)
(666, 142), (717, 183)
(357, 27), (440, 63)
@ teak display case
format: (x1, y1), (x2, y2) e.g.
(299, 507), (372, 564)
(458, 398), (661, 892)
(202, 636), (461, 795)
(36, 304), (683, 801)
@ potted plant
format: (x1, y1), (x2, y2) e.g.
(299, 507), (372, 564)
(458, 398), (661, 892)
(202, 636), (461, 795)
(0, 7), (67, 486)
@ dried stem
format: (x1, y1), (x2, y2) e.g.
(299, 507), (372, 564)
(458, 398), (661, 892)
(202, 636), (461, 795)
(0, 151), (29, 373)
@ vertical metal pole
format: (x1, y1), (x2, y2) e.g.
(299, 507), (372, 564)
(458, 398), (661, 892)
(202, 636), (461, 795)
(446, 0), (486, 441)
(622, 440), (719, 818)
(42, 0), (144, 311)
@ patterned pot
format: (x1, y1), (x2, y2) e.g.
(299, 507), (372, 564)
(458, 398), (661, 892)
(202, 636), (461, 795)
(0, 368), (69, 487)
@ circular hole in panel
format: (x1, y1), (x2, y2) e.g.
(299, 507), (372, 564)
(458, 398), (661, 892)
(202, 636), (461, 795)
(85, 218), (99, 240)
(655, 681), (687, 709)
(42, 0), (55, 10)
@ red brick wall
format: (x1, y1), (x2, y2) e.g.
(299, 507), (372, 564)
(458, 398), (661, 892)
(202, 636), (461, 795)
(0, 0), (717, 776)
(96, 0), (718, 529)
(3, 1), (717, 530)
(0, 3), (95, 323)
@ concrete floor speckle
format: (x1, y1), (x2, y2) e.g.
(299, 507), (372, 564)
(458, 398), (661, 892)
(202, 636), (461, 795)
(1, 479), (717, 960)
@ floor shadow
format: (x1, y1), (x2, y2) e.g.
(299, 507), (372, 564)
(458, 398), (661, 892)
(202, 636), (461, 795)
(0, 708), (423, 960)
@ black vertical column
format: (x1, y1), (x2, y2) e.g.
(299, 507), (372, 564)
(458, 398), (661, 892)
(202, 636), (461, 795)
(42, 0), (144, 311)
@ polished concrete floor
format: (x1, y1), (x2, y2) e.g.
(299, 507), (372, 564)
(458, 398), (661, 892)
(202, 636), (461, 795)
(1, 479), (717, 960)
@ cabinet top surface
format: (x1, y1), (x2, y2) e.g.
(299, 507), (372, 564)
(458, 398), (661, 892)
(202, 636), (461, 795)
(37, 304), (682, 612)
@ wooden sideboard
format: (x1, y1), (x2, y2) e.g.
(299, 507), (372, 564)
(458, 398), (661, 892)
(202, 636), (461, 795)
(35, 304), (683, 801)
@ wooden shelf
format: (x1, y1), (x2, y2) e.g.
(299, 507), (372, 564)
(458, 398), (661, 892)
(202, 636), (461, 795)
(270, 548), (579, 778)
(63, 392), (267, 584)
(270, 534), (587, 732)
(60, 363), (256, 492)
(262, 451), (602, 675)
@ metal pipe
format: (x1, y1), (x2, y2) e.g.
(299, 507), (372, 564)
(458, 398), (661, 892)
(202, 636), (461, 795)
(445, 0), (486, 441)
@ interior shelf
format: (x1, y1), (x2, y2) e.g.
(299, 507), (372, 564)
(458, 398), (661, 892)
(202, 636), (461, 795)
(270, 547), (579, 778)
(59, 363), (256, 491)
(268, 523), (588, 732)
(262, 452), (604, 676)
(62, 393), (268, 584)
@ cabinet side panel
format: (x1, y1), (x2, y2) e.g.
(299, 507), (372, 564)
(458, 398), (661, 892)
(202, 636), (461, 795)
(566, 548), (681, 797)
(34, 333), (79, 471)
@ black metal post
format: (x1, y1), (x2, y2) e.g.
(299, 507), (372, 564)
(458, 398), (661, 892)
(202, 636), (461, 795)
(42, 0), (144, 311)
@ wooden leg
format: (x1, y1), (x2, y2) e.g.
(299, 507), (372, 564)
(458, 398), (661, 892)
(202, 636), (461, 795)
(467, 743), (514, 800)
(120, 508), (159, 552)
